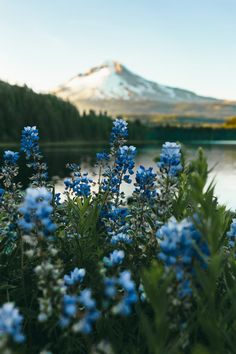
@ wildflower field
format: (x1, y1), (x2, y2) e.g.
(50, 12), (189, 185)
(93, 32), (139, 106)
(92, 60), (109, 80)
(0, 119), (236, 354)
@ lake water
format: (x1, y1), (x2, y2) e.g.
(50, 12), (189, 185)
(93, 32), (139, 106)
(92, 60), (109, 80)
(1, 142), (236, 210)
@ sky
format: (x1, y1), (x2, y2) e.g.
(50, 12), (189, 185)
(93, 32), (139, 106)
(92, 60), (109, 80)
(0, 0), (235, 100)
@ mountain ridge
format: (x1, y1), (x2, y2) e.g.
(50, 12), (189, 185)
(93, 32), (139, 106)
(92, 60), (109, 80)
(52, 60), (236, 119)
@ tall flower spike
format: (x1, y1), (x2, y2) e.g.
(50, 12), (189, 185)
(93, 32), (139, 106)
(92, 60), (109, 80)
(0, 150), (20, 190)
(3, 150), (19, 165)
(0, 303), (25, 343)
(21, 126), (40, 159)
(135, 165), (157, 200)
(110, 119), (128, 149)
(158, 142), (182, 177)
(18, 187), (56, 237)
(20, 126), (48, 186)
(157, 217), (209, 298)
(64, 164), (93, 198)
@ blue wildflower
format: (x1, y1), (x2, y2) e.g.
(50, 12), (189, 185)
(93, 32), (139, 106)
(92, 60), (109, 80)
(104, 277), (117, 298)
(0, 188), (5, 200)
(113, 271), (138, 316)
(157, 217), (209, 297)
(96, 152), (110, 162)
(0, 303), (25, 343)
(60, 295), (78, 328)
(102, 146), (136, 194)
(110, 119), (128, 146)
(3, 150), (19, 165)
(64, 171), (92, 198)
(135, 165), (157, 200)
(227, 218), (236, 248)
(54, 193), (61, 205)
(103, 250), (125, 267)
(20, 126), (40, 159)
(18, 187), (56, 236)
(64, 268), (86, 286)
(158, 142), (182, 177)
(75, 289), (100, 334)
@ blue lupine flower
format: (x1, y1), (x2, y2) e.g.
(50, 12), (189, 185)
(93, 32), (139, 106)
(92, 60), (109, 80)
(64, 268), (86, 286)
(116, 146), (136, 177)
(60, 295), (78, 328)
(101, 146), (136, 194)
(75, 289), (100, 334)
(158, 142), (182, 177)
(54, 193), (61, 205)
(0, 303), (25, 343)
(101, 206), (129, 238)
(21, 126), (40, 159)
(135, 165), (157, 200)
(104, 277), (117, 298)
(110, 233), (132, 245)
(103, 250), (125, 267)
(64, 173), (92, 198)
(60, 289), (100, 334)
(3, 150), (19, 164)
(113, 271), (138, 316)
(18, 187), (56, 236)
(227, 219), (236, 248)
(0, 188), (5, 200)
(104, 270), (137, 316)
(96, 152), (110, 162)
(157, 217), (209, 298)
(110, 119), (128, 145)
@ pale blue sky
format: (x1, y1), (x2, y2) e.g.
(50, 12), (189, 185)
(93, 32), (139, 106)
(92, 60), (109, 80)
(0, 0), (235, 99)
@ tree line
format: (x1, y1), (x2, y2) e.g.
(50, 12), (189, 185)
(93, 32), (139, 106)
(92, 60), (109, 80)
(0, 80), (146, 143)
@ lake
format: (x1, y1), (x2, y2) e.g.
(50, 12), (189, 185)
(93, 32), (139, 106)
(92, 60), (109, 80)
(1, 142), (236, 210)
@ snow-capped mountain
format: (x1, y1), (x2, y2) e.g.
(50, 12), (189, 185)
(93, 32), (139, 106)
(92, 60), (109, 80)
(54, 60), (215, 103)
(53, 61), (236, 118)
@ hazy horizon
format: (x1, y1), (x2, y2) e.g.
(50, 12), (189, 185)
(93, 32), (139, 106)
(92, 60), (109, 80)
(0, 0), (236, 100)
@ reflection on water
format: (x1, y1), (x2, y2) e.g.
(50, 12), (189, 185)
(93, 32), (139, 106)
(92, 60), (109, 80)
(0, 142), (236, 209)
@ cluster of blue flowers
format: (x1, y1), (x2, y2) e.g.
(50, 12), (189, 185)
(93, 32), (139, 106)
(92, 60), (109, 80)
(135, 165), (157, 200)
(20, 126), (40, 159)
(61, 290), (100, 334)
(0, 303), (25, 343)
(104, 270), (138, 316)
(3, 150), (19, 165)
(103, 206), (129, 235)
(75, 289), (100, 334)
(158, 142), (182, 177)
(115, 146), (136, 184)
(157, 217), (209, 297)
(64, 166), (92, 198)
(64, 267), (86, 286)
(227, 219), (236, 248)
(110, 119), (128, 146)
(101, 146), (136, 194)
(103, 250), (125, 267)
(18, 187), (56, 236)
(20, 126), (48, 185)
(96, 151), (109, 163)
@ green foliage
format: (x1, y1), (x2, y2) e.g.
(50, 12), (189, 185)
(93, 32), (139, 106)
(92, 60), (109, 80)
(0, 121), (236, 354)
(0, 80), (146, 143)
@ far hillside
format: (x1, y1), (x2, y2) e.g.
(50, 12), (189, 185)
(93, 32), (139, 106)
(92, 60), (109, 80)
(0, 80), (145, 143)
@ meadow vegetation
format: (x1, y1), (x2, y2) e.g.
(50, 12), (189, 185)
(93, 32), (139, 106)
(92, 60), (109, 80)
(0, 119), (236, 354)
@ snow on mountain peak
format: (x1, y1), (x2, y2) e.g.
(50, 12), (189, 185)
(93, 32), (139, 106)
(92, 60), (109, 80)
(54, 60), (216, 104)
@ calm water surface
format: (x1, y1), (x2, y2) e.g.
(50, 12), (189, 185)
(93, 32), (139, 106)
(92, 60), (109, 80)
(1, 142), (236, 209)
(41, 142), (236, 210)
